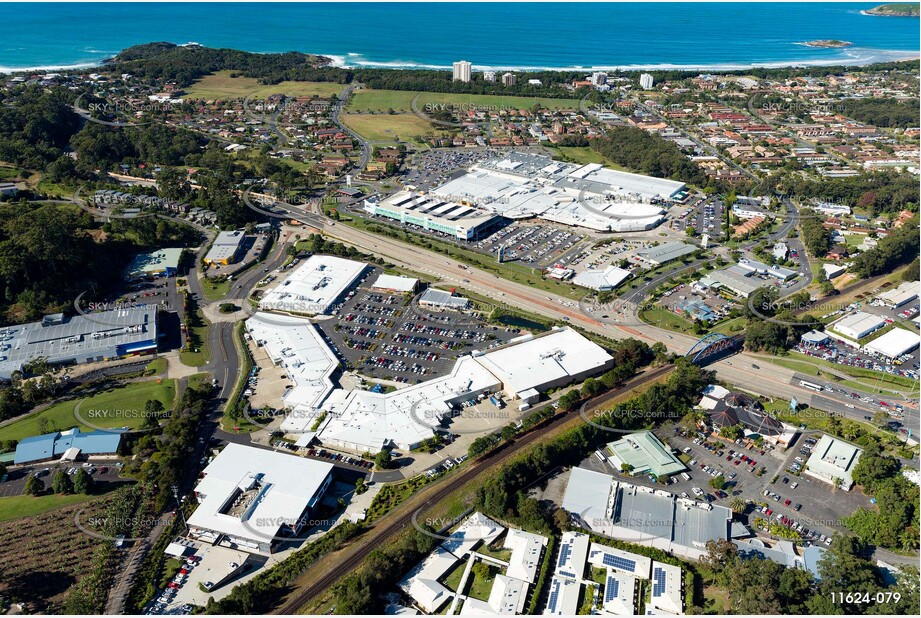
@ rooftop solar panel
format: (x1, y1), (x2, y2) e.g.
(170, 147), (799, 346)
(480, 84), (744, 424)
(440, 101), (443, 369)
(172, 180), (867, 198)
(602, 553), (637, 572)
(652, 567), (667, 597)
(604, 576), (620, 603)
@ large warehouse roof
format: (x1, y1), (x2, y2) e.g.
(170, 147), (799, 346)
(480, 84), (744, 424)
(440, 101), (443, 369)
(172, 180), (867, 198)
(833, 311), (886, 340)
(635, 242), (697, 265)
(204, 230), (246, 263)
(246, 313), (339, 428)
(863, 327), (920, 359)
(0, 305), (158, 380)
(572, 265), (631, 291)
(316, 355), (501, 452)
(187, 443), (334, 548)
(876, 281), (919, 308)
(431, 151), (678, 233)
(14, 427), (122, 464)
(562, 466), (615, 525)
(259, 255), (367, 315)
(474, 327), (613, 398)
(126, 247), (184, 278)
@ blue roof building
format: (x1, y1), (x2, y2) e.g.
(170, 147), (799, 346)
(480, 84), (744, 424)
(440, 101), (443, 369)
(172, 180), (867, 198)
(13, 427), (122, 464)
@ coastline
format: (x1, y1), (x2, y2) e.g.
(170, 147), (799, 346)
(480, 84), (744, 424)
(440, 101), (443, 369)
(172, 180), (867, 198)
(2, 47), (918, 76)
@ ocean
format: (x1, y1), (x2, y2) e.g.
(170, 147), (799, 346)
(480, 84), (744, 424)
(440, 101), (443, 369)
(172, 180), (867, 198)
(0, 2), (918, 73)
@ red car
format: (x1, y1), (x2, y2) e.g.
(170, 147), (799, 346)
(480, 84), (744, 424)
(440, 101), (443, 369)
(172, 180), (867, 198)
(765, 509), (773, 516)
(784, 499), (791, 506)
(167, 583), (179, 589)
(733, 460), (741, 465)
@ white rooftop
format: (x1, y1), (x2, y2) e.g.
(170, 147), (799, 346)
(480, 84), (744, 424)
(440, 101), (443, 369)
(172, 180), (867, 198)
(460, 575), (527, 615)
(246, 313), (339, 429)
(588, 543), (653, 579)
(572, 265), (631, 291)
(431, 152), (677, 233)
(544, 575), (582, 615)
(647, 561), (683, 615)
(503, 528), (548, 584)
(186, 443), (334, 548)
(317, 355), (501, 452)
(863, 327), (920, 359)
(805, 435), (862, 490)
(372, 273), (419, 293)
(260, 255), (367, 315)
(833, 311), (886, 339)
(474, 327), (613, 398)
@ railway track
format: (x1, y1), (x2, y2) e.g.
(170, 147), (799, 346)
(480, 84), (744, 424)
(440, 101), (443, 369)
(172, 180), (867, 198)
(273, 363), (675, 615)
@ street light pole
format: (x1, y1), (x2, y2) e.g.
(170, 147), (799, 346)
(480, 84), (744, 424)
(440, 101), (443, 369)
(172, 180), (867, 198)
(171, 484), (187, 528)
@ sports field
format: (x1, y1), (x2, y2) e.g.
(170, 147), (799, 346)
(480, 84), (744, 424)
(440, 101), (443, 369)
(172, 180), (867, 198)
(0, 379), (177, 442)
(185, 70), (345, 100)
(340, 113), (435, 142)
(346, 89), (580, 113)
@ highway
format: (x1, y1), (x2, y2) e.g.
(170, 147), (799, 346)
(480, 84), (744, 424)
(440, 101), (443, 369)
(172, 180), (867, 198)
(255, 197), (913, 430)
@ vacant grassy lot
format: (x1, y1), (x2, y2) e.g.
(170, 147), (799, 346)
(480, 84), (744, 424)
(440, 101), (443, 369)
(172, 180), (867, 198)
(185, 70), (345, 100)
(553, 146), (630, 171)
(0, 490), (121, 611)
(0, 492), (101, 523)
(340, 113), (435, 142)
(0, 379), (176, 442)
(347, 89), (579, 113)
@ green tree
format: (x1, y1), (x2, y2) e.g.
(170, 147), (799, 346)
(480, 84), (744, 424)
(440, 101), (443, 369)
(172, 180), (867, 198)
(374, 449), (393, 470)
(73, 467), (93, 494)
(52, 469), (73, 494)
(24, 474), (44, 496)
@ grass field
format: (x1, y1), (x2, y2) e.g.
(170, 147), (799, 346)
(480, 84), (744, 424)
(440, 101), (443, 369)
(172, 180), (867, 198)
(0, 379), (177, 442)
(340, 113), (435, 142)
(185, 70), (345, 100)
(0, 491), (102, 523)
(347, 89), (580, 113)
(553, 146), (629, 171)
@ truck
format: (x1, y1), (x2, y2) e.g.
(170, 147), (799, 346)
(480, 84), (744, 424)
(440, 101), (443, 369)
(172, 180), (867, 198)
(489, 395), (505, 409)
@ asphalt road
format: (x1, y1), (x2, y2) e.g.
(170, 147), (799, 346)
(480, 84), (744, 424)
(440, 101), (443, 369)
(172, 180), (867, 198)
(256, 199), (911, 431)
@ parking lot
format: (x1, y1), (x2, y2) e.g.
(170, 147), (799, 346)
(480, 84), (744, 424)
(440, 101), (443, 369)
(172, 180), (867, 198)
(796, 332), (920, 383)
(0, 459), (127, 496)
(663, 429), (871, 545)
(573, 428), (872, 548)
(475, 223), (586, 268)
(657, 281), (737, 324)
(402, 148), (509, 191)
(317, 272), (515, 383)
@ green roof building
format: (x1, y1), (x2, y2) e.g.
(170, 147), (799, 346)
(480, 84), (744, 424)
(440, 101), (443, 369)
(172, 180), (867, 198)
(606, 431), (686, 478)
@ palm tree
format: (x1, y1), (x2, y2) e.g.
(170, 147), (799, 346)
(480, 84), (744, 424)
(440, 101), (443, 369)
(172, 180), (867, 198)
(730, 498), (747, 514)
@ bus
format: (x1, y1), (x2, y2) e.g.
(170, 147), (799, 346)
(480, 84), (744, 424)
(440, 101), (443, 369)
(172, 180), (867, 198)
(799, 380), (823, 392)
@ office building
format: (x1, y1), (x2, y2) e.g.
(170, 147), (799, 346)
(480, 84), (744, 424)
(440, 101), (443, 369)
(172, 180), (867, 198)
(186, 443), (334, 553)
(804, 435), (862, 490)
(204, 230), (246, 266)
(363, 191), (500, 240)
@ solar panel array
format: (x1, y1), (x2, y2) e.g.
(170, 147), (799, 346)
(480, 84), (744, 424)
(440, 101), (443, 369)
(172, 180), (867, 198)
(547, 580), (561, 613)
(604, 576), (620, 603)
(557, 541), (572, 568)
(602, 553), (637, 573)
(652, 567), (667, 598)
